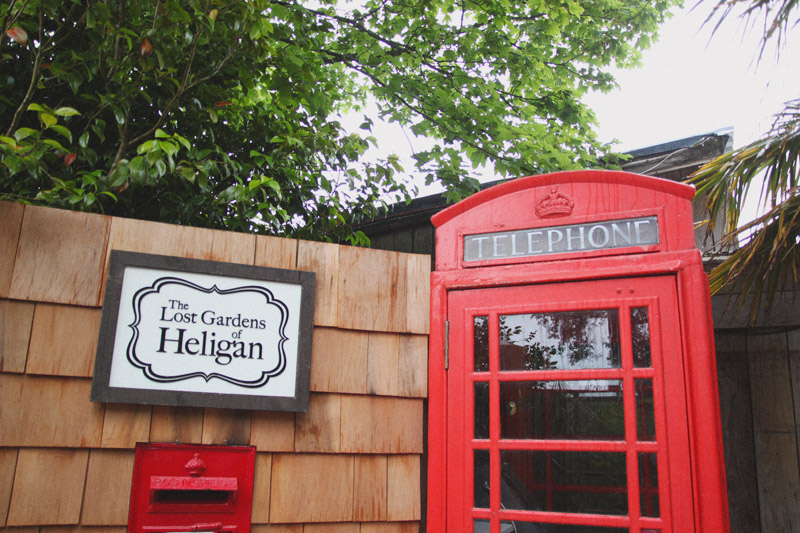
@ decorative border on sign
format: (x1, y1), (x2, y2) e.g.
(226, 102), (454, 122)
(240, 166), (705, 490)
(91, 250), (316, 412)
(128, 277), (290, 387)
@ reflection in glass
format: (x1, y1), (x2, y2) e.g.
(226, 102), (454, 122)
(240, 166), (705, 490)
(515, 526), (629, 533)
(635, 379), (656, 441)
(474, 450), (490, 509)
(474, 316), (489, 372)
(631, 307), (651, 368)
(499, 310), (620, 371)
(501, 451), (628, 515)
(500, 380), (624, 440)
(475, 382), (490, 439)
(639, 453), (660, 518)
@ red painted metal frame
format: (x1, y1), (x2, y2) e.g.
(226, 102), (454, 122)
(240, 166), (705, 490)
(428, 170), (729, 532)
(446, 277), (691, 531)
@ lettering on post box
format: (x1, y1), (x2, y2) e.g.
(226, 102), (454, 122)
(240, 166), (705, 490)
(92, 250), (315, 412)
(463, 216), (659, 262)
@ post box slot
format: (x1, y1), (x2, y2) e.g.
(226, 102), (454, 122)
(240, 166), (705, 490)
(153, 489), (234, 505)
(149, 476), (238, 509)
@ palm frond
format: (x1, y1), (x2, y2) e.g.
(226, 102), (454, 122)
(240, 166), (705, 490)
(702, 0), (800, 59)
(689, 99), (800, 316)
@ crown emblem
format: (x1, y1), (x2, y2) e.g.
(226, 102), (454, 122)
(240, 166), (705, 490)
(535, 186), (574, 218)
(185, 453), (207, 476)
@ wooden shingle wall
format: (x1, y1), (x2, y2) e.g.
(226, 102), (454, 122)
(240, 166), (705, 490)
(0, 202), (429, 532)
(716, 327), (800, 532)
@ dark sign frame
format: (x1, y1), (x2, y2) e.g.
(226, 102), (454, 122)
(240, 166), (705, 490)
(91, 250), (316, 412)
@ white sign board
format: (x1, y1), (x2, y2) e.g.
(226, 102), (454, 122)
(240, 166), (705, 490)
(92, 251), (315, 412)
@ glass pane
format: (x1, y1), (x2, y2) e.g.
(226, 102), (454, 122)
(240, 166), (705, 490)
(631, 307), (651, 368)
(515, 526), (628, 533)
(474, 450), (490, 509)
(639, 453), (660, 518)
(501, 450), (628, 515)
(500, 380), (624, 440)
(473, 520), (520, 533)
(635, 379), (656, 441)
(499, 310), (621, 371)
(475, 382), (490, 439)
(474, 316), (489, 372)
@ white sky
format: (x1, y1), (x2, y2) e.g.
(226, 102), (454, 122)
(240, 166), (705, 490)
(584, 1), (800, 152)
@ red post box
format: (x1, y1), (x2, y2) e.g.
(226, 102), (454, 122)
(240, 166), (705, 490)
(428, 171), (729, 532)
(129, 443), (255, 533)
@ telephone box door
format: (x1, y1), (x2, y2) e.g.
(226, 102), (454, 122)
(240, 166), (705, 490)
(446, 276), (693, 532)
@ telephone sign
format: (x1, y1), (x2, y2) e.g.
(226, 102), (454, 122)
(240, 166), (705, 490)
(429, 171), (729, 532)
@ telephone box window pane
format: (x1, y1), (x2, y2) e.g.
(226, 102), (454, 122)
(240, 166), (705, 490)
(635, 379), (656, 441)
(499, 310), (621, 371)
(631, 307), (651, 368)
(474, 450), (490, 509)
(500, 451), (628, 515)
(475, 382), (490, 439)
(473, 520), (518, 533)
(515, 525), (629, 533)
(639, 453), (660, 518)
(500, 380), (624, 440)
(474, 316), (489, 372)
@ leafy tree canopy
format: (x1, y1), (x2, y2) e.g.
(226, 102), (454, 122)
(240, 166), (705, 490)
(1, 0), (676, 242)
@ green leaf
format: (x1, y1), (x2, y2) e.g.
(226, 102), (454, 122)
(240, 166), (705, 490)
(48, 125), (73, 142)
(79, 132), (90, 149)
(14, 128), (38, 142)
(54, 107), (81, 117)
(40, 113), (57, 128)
(27, 103), (46, 112)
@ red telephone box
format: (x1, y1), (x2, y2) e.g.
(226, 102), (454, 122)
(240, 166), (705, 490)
(129, 443), (256, 533)
(428, 171), (729, 532)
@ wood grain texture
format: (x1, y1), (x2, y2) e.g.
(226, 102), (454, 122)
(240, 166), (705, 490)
(367, 332), (400, 396)
(208, 228), (256, 264)
(255, 235), (297, 269)
(100, 403), (152, 448)
(269, 454), (354, 523)
(251, 453), (272, 523)
(103, 217), (254, 301)
(353, 455), (387, 522)
(40, 526), (128, 533)
(360, 522), (419, 533)
(0, 448), (18, 526)
(26, 303), (101, 377)
(250, 410), (295, 452)
(398, 335), (428, 398)
(404, 253), (430, 334)
(9, 205), (110, 307)
(251, 526), (302, 533)
(715, 330), (760, 532)
(0, 374), (104, 447)
(309, 328), (368, 394)
(748, 332), (794, 433)
(0, 202), (24, 297)
(303, 524), (359, 533)
(296, 240), (339, 327)
(337, 246), (405, 332)
(295, 393), (341, 453)
(0, 299), (34, 373)
(7, 448), (89, 525)
(387, 455), (421, 521)
(201, 408), (252, 445)
(81, 450), (135, 525)
(788, 328), (800, 464)
(149, 405), (204, 443)
(340, 396), (423, 454)
(754, 432), (800, 532)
